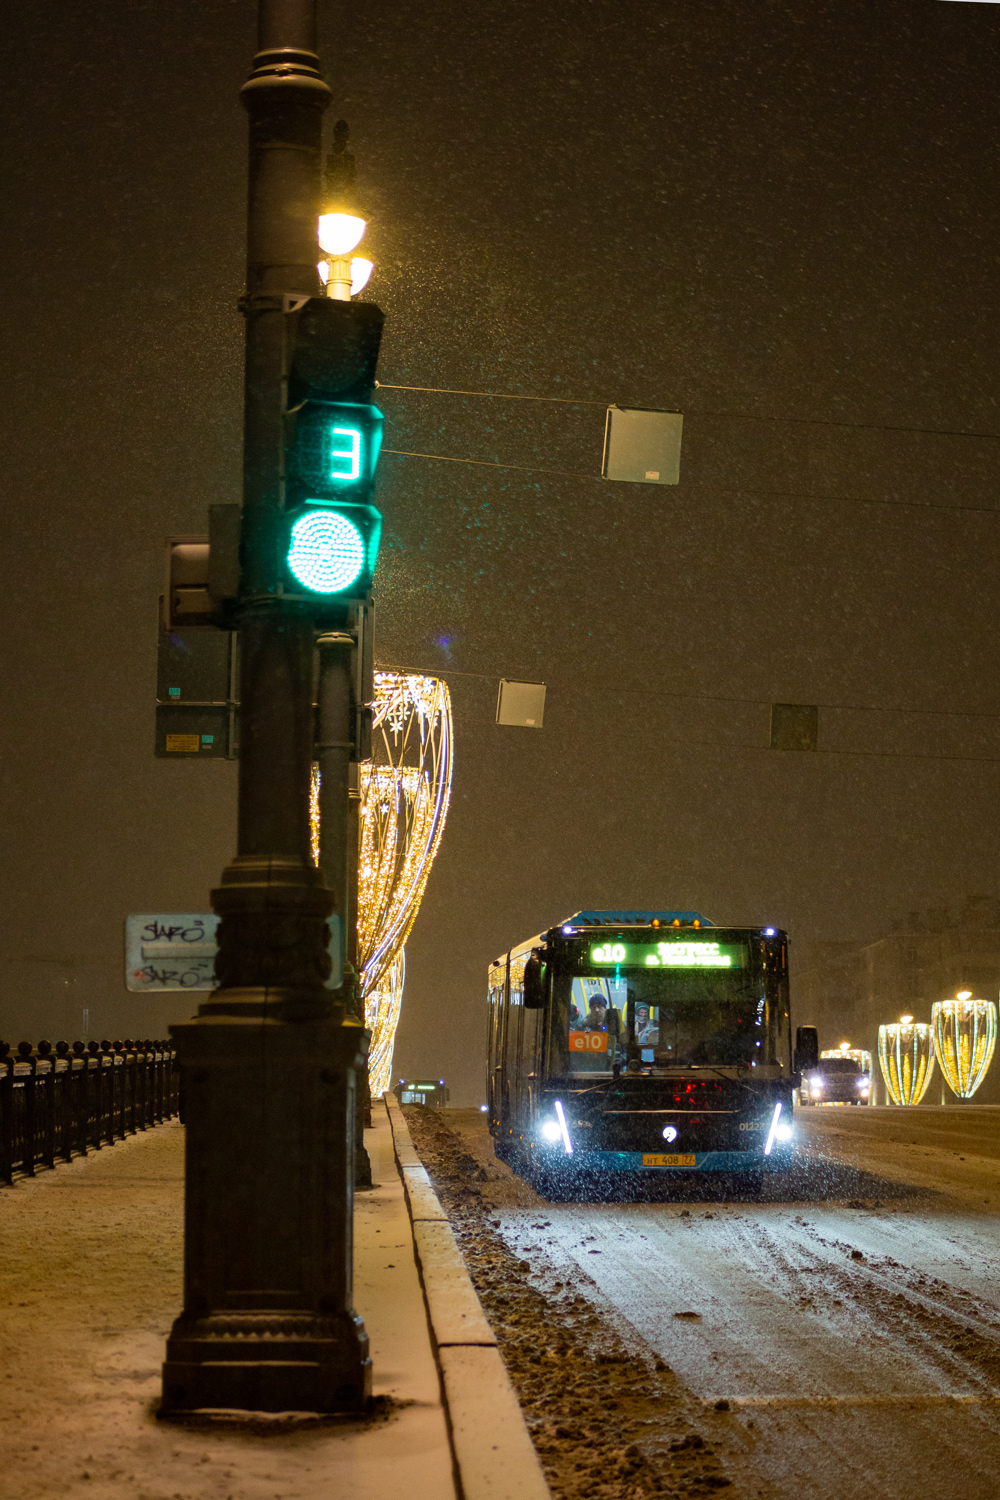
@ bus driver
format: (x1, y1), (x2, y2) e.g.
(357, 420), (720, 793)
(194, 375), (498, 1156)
(583, 998), (610, 1030)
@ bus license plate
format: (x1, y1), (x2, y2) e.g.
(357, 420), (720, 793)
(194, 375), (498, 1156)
(642, 1153), (696, 1167)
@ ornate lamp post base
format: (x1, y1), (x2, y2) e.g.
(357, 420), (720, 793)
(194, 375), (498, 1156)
(160, 999), (370, 1415)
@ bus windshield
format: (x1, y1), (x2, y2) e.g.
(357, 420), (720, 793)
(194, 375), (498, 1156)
(552, 958), (779, 1074)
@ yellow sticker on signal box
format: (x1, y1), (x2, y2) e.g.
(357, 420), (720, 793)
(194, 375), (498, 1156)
(165, 734), (201, 753)
(642, 1153), (696, 1167)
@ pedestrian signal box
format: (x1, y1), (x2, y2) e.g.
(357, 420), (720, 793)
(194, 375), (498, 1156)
(395, 1079), (449, 1108)
(278, 297), (386, 617)
(284, 400), (383, 601)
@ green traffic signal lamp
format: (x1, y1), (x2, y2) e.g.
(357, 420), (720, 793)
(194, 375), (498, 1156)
(287, 511), (364, 594)
(284, 398), (384, 608)
(286, 504), (382, 595)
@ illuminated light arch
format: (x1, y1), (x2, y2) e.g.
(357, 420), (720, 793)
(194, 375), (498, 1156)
(878, 1020), (935, 1106)
(364, 949), (406, 1097)
(932, 998), (997, 1100)
(310, 672), (453, 1098)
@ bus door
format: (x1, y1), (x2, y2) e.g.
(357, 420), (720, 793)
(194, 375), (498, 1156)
(489, 958), (510, 1132)
(504, 958), (526, 1130)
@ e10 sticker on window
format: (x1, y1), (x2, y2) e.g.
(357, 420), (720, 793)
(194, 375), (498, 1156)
(569, 1031), (609, 1054)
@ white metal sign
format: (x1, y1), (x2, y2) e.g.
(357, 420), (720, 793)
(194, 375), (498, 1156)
(125, 912), (344, 992)
(603, 406), (683, 485)
(126, 914), (219, 992)
(496, 679), (546, 728)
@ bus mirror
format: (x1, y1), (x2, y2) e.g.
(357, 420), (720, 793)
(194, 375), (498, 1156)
(523, 951), (545, 1009)
(794, 1025), (819, 1072)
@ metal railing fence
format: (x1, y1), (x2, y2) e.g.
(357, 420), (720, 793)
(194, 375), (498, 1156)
(0, 1038), (179, 1185)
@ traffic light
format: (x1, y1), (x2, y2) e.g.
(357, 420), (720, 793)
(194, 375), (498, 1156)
(281, 297), (385, 619)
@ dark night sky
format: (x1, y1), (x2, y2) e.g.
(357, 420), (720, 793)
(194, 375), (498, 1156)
(2, 1), (1000, 1103)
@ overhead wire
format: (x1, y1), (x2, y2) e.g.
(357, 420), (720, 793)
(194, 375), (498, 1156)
(382, 444), (1000, 517)
(377, 387), (1000, 760)
(378, 661), (1000, 728)
(377, 380), (1000, 444)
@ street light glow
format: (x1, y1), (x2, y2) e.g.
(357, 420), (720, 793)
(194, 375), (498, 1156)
(318, 212), (366, 255)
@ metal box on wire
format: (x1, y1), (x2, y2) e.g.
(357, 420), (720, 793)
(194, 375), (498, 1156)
(602, 405), (683, 485)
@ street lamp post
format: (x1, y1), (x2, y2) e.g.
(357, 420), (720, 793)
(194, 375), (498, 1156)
(160, 0), (371, 1415)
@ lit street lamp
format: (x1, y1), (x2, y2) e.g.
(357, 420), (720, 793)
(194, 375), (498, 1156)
(318, 121), (374, 301)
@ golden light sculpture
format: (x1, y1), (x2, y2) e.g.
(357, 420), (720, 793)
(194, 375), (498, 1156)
(310, 672), (453, 1096)
(878, 1018), (935, 1106)
(309, 672), (453, 1096)
(365, 949), (406, 1096)
(931, 997), (997, 1100)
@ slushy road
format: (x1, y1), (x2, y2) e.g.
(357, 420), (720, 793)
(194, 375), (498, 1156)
(454, 1106), (1000, 1500)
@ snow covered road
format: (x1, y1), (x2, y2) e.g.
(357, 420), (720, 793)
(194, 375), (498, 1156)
(454, 1106), (1000, 1499)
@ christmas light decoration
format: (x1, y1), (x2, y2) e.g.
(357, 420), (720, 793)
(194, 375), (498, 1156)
(310, 671), (453, 1097)
(931, 997), (997, 1100)
(878, 1019), (935, 1106)
(365, 949), (406, 1096)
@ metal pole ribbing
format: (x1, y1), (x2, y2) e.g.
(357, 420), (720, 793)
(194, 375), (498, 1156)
(161, 0), (371, 1417)
(317, 633), (372, 1184)
(316, 633), (353, 968)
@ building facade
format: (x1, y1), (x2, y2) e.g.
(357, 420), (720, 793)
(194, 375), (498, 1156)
(793, 897), (1000, 1104)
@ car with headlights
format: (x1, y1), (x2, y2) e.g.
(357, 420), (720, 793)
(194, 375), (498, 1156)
(799, 1055), (870, 1104)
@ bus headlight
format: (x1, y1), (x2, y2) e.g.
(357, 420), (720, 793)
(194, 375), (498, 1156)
(540, 1119), (562, 1143)
(774, 1122), (793, 1143)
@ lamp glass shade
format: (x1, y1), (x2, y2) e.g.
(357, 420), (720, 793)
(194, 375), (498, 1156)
(318, 213), (366, 256)
(350, 258), (374, 296)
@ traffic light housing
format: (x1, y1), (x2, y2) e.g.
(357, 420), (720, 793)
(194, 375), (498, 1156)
(284, 399), (383, 599)
(279, 298), (385, 620)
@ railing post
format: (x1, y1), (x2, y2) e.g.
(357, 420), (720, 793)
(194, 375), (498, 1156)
(123, 1040), (137, 1135)
(111, 1041), (125, 1140)
(18, 1043), (37, 1177)
(55, 1042), (73, 1162)
(154, 1041), (165, 1124)
(135, 1040), (147, 1130)
(37, 1041), (56, 1169)
(99, 1042), (115, 1144)
(87, 1042), (103, 1150)
(170, 1045), (181, 1118)
(72, 1042), (88, 1157)
(0, 1044), (13, 1186)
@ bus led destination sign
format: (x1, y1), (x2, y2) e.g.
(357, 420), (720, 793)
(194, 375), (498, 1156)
(591, 940), (744, 969)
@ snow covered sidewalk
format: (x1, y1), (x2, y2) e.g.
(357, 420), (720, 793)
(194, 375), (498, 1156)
(0, 1107), (456, 1500)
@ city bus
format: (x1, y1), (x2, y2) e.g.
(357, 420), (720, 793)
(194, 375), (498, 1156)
(487, 910), (805, 1193)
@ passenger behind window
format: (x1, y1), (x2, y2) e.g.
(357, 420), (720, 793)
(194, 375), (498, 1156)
(636, 1004), (659, 1046)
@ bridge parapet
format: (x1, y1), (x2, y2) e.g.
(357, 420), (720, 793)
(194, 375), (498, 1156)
(0, 1037), (179, 1185)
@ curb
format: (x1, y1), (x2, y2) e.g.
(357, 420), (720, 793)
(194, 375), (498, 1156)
(384, 1094), (552, 1500)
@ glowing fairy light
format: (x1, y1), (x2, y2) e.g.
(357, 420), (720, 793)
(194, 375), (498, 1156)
(932, 997), (997, 1100)
(365, 949), (406, 1096)
(878, 1018), (935, 1106)
(311, 672), (453, 1097)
